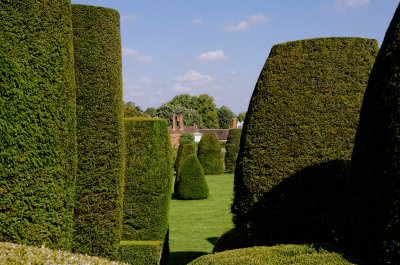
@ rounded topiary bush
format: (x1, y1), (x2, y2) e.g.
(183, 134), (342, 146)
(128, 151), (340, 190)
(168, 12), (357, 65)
(176, 144), (196, 179)
(0, 0), (77, 250)
(232, 37), (378, 235)
(224, 129), (242, 173)
(72, 4), (124, 259)
(123, 117), (173, 241)
(197, 133), (223, 175)
(347, 4), (400, 264)
(189, 245), (355, 265)
(174, 137), (194, 173)
(175, 155), (209, 200)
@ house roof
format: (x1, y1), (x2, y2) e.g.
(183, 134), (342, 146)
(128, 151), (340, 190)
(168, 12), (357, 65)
(197, 129), (229, 140)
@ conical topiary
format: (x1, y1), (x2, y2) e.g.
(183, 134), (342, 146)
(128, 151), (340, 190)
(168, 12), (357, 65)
(347, 4), (400, 264)
(231, 37), (378, 235)
(174, 144), (196, 194)
(175, 155), (209, 200)
(197, 133), (223, 175)
(174, 137), (193, 173)
(224, 129), (242, 173)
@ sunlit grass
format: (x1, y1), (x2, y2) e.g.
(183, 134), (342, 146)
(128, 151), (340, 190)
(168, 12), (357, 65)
(168, 173), (234, 265)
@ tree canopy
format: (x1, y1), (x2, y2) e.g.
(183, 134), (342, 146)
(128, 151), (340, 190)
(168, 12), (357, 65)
(196, 94), (219, 129)
(154, 103), (203, 128)
(218, 105), (236, 129)
(168, 94), (198, 110)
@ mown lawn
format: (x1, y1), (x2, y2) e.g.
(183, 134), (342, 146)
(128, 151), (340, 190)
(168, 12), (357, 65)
(168, 173), (234, 265)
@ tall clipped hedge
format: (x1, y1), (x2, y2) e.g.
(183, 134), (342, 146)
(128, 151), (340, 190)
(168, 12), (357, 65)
(72, 5), (124, 259)
(347, 4), (400, 264)
(176, 144), (196, 178)
(224, 129), (242, 173)
(197, 133), (224, 175)
(123, 117), (173, 241)
(232, 37), (378, 233)
(174, 137), (194, 173)
(0, 0), (77, 250)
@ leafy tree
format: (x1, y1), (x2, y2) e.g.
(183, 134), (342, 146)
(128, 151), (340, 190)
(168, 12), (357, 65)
(237, 112), (246, 122)
(196, 94), (219, 129)
(154, 103), (203, 128)
(168, 94), (198, 110)
(218, 105), (237, 129)
(144, 107), (156, 117)
(124, 101), (142, 117)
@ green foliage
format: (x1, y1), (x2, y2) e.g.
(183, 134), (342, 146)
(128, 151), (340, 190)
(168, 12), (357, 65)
(175, 155), (209, 200)
(123, 118), (173, 242)
(218, 105), (237, 129)
(176, 144), (196, 179)
(232, 37), (378, 233)
(0, 242), (127, 265)
(237, 112), (247, 122)
(180, 133), (195, 143)
(154, 103), (203, 128)
(224, 129), (242, 173)
(168, 94), (198, 110)
(117, 241), (163, 265)
(144, 107), (156, 117)
(213, 227), (251, 253)
(124, 101), (143, 117)
(174, 138), (193, 173)
(196, 94), (219, 129)
(197, 133), (224, 175)
(347, 4), (400, 264)
(0, 0), (77, 250)
(189, 245), (355, 265)
(72, 5), (124, 259)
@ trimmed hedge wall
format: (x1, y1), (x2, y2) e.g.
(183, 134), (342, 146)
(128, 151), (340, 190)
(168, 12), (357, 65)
(123, 117), (173, 241)
(175, 155), (209, 200)
(224, 129), (242, 173)
(0, 0), (77, 250)
(232, 37), (378, 232)
(197, 133), (224, 175)
(347, 4), (400, 264)
(189, 245), (355, 265)
(72, 5), (124, 259)
(117, 241), (164, 265)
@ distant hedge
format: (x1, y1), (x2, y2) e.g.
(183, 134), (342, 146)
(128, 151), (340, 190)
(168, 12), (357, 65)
(347, 4), (400, 264)
(224, 129), (242, 173)
(189, 245), (355, 265)
(72, 5), (124, 259)
(197, 133), (224, 175)
(232, 37), (378, 232)
(175, 155), (209, 200)
(123, 118), (173, 241)
(176, 144), (196, 180)
(0, 0), (77, 250)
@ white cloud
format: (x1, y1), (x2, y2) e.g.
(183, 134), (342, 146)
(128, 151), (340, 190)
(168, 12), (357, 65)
(137, 77), (152, 84)
(174, 70), (214, 83)
(192, 18), (203, 25)
(122, 47), (139, 57)
(195, 49), (228, 62)
(135, 56), (153, 64)
(123, 76), (152, 97)
(228, 70), (239, 76)
(334, 0), (372, 11)
(222, 14), (270, 32)
(122, 47), (153, 64)
(121, 14), (137, 22)
(169, 83), (192, 92)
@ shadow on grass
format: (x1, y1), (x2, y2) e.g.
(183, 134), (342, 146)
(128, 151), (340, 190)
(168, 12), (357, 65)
(206, 237), (218, 246)
(168, 251), (208, 265)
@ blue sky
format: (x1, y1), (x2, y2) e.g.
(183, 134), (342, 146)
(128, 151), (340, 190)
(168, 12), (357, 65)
(70, 0), (399, 114)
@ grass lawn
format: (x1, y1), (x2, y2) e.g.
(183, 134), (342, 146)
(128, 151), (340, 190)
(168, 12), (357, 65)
(168, 173), (234, 265)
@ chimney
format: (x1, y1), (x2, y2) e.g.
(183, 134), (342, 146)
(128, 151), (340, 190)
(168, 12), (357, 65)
(232, 118), (237, 129)
(172, 114), (176, 130)
(179, 114), (184, 130)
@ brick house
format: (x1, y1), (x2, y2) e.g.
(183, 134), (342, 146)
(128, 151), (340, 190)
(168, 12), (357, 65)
(168, 114), (238, 148)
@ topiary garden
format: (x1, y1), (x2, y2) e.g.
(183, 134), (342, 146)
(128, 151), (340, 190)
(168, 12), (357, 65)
(224, 129), (242, 173)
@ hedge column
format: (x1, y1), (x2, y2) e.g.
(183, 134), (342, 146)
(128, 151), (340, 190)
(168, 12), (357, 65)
(224, 129), (242, 173)
(123, 117), (173, 241)
(232, 37), (378, 233)
(348, 4), (400, 263)
(197, 133), (224, 175)
(0, 0), (77, 250)
(72, 5), (124, 259)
